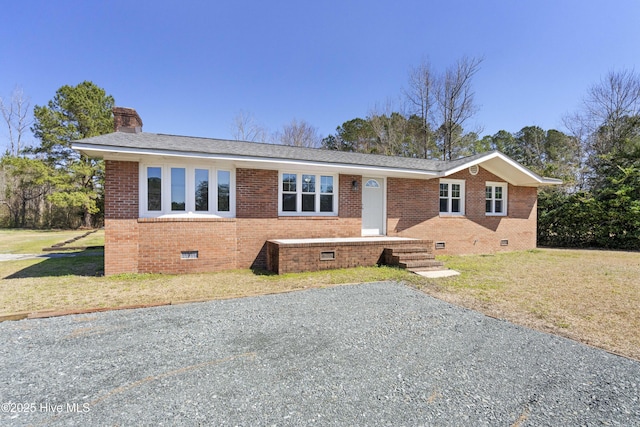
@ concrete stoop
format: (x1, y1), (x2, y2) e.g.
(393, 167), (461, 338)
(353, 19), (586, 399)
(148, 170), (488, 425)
(383, 246), (454, 277)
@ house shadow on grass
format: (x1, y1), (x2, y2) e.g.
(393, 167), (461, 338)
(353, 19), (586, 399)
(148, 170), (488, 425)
(251, 268), (276, 276)
(5, 249), (105, 279)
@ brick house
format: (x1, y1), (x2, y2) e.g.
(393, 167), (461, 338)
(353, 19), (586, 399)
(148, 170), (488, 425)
(73, 107), (561, 275)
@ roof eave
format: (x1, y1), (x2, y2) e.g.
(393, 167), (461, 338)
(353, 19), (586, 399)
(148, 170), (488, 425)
(439, 151), (563, 187)
(72, 142), (440, 178)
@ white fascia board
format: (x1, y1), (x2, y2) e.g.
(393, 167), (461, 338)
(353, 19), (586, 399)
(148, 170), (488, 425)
(440, 151), (562, 186)
(72, 143), (439, 179)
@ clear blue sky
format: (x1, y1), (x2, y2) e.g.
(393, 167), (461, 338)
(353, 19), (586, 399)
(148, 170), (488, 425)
(1, 0), (639, 150)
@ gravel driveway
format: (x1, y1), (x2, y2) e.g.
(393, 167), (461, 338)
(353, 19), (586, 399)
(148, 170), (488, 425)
(1, 282), (638, 426)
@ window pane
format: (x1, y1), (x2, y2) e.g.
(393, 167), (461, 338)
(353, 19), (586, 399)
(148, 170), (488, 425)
(217, 170), (230, 212)
(452, 198), (460, 213)
(439, 183), (448, 198)
(302, 194), (315, 212)
(495, 186), (503, 199)
(171, 168), (186, 211)
(320, 194), (333, 212)
(195, 169), (209, 211)
(147, 167), (162, 211)
(486, 186), (492, 199)
(439, 198), (448, 213)
(321, 176), (333, 193)
(451, 184), (460, 198)
(486, 200), (492, 213)
(282, 194), (296, 211)
(282, 173), (296, 192)
(495, 200), (503, 213)
(302, 174), (315, 193)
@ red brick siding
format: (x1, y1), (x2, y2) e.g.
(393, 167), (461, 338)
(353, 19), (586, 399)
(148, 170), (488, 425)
(104, 160), (138, 220)
(236, 168), (278, 218)
(103, 165), (363, 274)
(339, 175), (361, 218)
(387, 167), (538, 254)
(233, 172), (362, 269)
(104, 160), (139, 275)
(103, 160), (538, 274)
(104, 219), (139, 275)
(137, 218), (237, 274)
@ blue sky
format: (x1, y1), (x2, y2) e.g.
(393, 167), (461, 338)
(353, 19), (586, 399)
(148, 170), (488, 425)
(1, 0), (639, 150)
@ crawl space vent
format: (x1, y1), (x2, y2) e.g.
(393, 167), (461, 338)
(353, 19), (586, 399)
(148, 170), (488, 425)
(181, 251), (199, 259)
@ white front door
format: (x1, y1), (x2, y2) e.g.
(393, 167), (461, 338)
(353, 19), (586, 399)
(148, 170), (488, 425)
(362, 177), (385, 236)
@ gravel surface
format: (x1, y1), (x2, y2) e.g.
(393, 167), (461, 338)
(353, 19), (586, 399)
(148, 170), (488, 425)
(1, 281), (639, 426)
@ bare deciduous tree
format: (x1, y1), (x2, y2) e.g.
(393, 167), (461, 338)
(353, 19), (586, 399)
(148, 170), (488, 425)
(405, 61), (437, 158)
(564, 69), (640, 189)
(0, 86), (32, 156)
(275, 119), (321, 148)
(582, 69), (640, 154)
(231, 110), (268, 143)
(436, 55), (483, 160)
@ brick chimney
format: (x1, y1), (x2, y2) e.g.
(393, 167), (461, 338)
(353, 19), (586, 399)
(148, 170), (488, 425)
(113, 107), (143, 133)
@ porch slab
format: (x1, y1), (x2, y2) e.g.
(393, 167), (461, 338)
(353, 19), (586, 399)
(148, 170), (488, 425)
(266, 237), (432, 274)
(269, 237), (420, 245)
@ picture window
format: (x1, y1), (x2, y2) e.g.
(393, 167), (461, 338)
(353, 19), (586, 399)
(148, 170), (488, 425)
(141, 164), (234, 217)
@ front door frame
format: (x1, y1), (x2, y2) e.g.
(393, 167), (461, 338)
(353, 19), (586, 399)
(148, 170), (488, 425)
(361, 176), (386, 236)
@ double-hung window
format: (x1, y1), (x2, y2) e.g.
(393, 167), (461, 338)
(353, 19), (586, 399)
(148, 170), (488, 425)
(141, 164), (234, 217)
(279, 172), (336, 215)
(439, 179), (465, 215)
(485, 182), (507, 216)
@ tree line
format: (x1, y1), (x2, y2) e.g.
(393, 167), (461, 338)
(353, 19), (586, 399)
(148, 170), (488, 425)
(0, 82), (112, 228)
(1, 64), (639, 250)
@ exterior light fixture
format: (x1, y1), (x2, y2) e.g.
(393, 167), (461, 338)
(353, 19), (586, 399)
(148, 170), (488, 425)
(352, 180), (359, 191)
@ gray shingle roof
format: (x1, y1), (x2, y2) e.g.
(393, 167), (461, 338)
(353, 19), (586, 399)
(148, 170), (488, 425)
(73, 131), (490, 173)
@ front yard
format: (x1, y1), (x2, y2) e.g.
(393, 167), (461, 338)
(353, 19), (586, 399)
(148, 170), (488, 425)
(0, 229), (638, 360)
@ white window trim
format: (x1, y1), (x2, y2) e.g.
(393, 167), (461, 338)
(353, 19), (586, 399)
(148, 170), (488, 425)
(139, 163), (235, 218)
(278, 171), (338, 216)
(485, 181), (508, 217)
(439, 178), (466, 216)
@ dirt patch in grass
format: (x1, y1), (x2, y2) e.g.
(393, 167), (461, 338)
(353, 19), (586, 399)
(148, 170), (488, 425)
(411, 248), (640, 361)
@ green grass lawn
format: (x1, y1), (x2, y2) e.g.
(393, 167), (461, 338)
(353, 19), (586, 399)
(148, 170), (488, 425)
(0, 229), (104, 253)
(0, 229), (638, 361)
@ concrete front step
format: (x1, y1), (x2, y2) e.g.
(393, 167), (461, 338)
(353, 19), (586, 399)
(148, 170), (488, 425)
(388, 246), (432, 254)
(395, 252), (436, 261)
(383, 246), (444, 271)
(398, 259), (445, 269)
